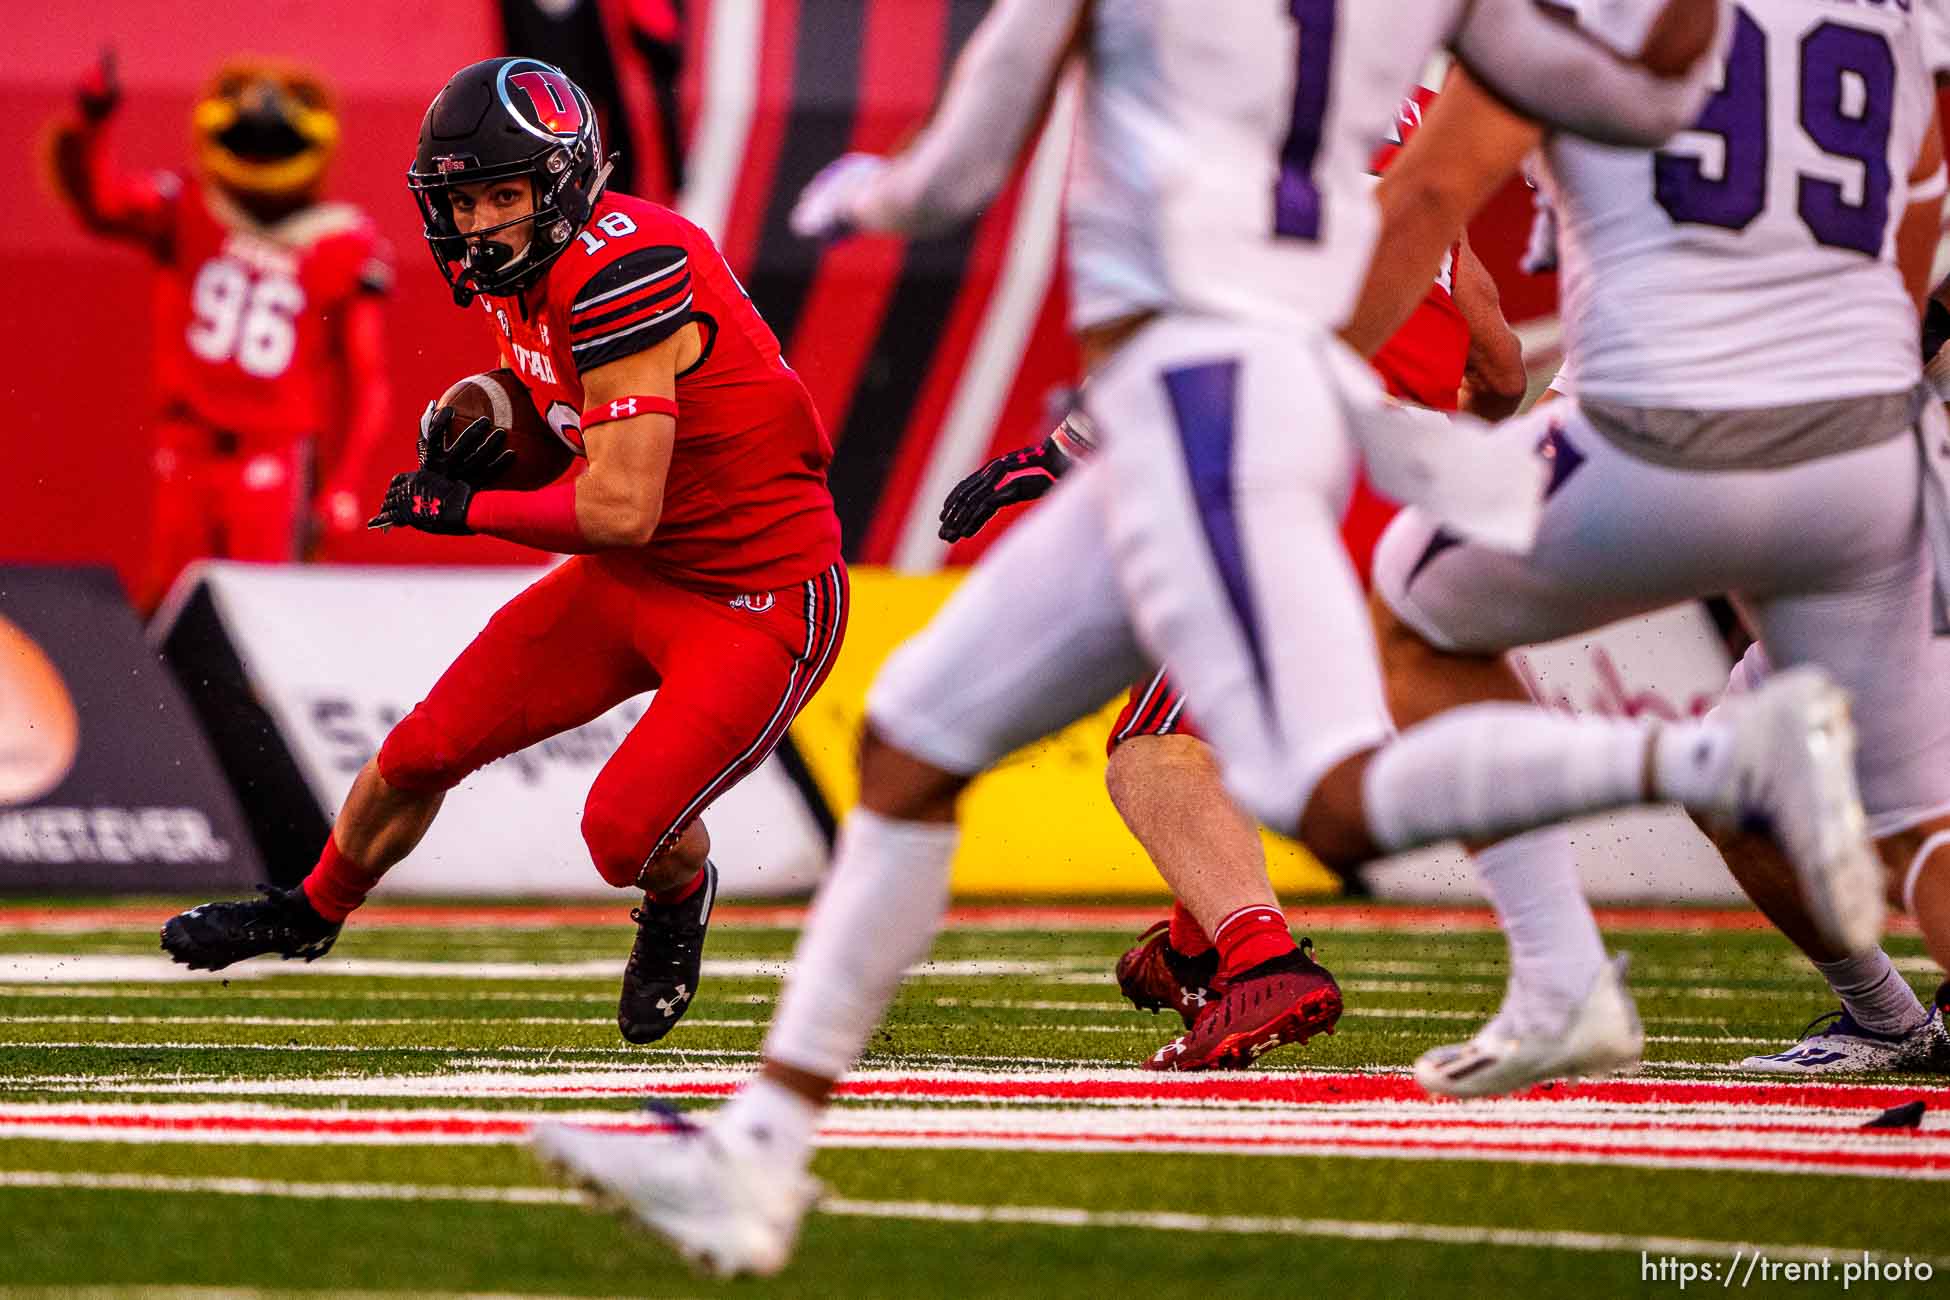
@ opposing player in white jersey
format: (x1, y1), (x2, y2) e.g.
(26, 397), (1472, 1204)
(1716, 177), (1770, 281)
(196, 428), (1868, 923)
(1368, 0), (1950, 1094)
(526, 0), (1876, 1275)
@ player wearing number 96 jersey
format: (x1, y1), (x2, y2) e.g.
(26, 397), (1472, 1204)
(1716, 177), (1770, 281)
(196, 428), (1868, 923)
(45, 54), (394, 612)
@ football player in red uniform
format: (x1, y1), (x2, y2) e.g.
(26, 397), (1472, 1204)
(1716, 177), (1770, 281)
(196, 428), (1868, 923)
(161, 59), (847, 1047)
(46, 53), (394, 613)
(936, 78), (1527, 1068)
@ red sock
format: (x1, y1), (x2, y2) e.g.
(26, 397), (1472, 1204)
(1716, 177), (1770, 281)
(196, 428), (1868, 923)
(300, 837), (378, 923)
(1168, 901), (1213, 957)
(1212, 905), (1295, 981)
(649, 866), (706, 906)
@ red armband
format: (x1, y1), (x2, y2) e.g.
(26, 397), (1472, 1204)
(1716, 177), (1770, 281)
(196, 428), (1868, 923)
(464, 479), (596, 553)
(582, 394), (678, 431)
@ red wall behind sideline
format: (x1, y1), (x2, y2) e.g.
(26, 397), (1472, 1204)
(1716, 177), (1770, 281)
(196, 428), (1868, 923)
(0, 1), (557, 593)
(1, 4), (1566, 596)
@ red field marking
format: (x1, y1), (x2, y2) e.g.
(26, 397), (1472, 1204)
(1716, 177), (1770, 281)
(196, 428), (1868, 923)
(817, 1127), (1950, 1175)
(816, 1073), (1950, 1111)
(133, 1068), (1937, 1112)
(0, 902), (1914, 935)
(5, 1101), (1945, 1178)
(278, 1075), (1950, 1114)
(1, 1106), (1933, 1140)
(0, 1111), (536, 1139)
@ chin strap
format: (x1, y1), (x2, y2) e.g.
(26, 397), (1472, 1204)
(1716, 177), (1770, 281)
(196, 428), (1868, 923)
(449, 155), (617, 306)
(454, 235), (534, 306)
(587, 154), (617, 208)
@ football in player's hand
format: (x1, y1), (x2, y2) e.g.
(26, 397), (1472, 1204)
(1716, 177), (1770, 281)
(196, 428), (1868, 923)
(434, 369), (576, 491)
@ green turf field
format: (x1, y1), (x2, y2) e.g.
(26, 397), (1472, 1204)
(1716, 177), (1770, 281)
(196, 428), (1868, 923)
(1, 900), (1944, 1298)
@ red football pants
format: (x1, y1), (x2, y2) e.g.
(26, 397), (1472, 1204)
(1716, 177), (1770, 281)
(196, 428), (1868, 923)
(137, 420), (310, 612)
(378, 554), (848, 888)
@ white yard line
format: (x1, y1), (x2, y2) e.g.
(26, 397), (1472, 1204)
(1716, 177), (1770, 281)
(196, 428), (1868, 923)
(0, 1169), (582, 1203)
(0, 1052), (1861, 1088)
(0, 1170), (1935, 1267)
(0, 956), (1092, 985)
(0, 1016), (748, 1029)
(0, 988), (1759, 1035)
(0, 1015), (1775, 1047)
(0, 1291), (646, 1300)
(819, 1197), (1946, 1267)
(0, 1041), (721, 1055)
(10, 1065), (1941, 1108)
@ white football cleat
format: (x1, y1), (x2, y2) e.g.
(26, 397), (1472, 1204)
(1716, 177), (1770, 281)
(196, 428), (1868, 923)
(1415, 955), (1643, 1099)
(1714, 668), (1883, 956)
(531, 1119), (822, 1278)
(1737, 1005), (1950, 1075)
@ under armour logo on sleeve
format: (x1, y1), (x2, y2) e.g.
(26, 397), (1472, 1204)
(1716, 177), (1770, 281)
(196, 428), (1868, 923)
(581, 392), (677, 431)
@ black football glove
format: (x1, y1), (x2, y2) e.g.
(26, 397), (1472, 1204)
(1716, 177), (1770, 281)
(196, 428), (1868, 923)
(367, 468), (474, 535)
(1924, 297), (1950, 366)
(418, 406), (514, 488)
(76, 49), (121, 124)
(937, 435), (1074, 543)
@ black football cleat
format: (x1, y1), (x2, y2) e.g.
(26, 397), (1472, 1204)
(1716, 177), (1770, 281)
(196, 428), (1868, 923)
(160, 884), (342, 972)
(620, 860), (719, 1045)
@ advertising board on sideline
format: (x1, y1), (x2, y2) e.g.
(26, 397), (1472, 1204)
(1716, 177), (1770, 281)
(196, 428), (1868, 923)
(788, 571), (1746, 903)
(0, 566), (260, 892)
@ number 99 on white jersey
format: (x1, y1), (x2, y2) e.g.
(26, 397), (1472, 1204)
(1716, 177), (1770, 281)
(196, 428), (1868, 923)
(1541, 0), (1937, 408)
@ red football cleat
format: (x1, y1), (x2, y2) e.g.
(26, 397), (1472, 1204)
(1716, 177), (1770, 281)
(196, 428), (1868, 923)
(1142, 941), (1342, 1071)
(1115, 921), (1220, 1029)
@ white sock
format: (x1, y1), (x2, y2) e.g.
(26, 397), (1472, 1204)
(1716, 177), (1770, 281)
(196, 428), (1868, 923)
(1363, 704), (1649, 853)
(1473, 828), (1606, 1025)
(1813, 949), (1926, 1036)
(762, 807), (957, 1089)
(1647, 717), (1739, 813)
(714, 1076), (821, 1168)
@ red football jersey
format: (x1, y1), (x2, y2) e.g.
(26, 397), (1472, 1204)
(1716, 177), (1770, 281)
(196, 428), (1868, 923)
(145, 179), (390, 445)
(1367, 86), (1470, 412)
(477, 191), (841, 595)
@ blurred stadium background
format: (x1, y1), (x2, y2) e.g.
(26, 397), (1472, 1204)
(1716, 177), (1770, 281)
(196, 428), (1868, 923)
(0, 0), (1753, 907)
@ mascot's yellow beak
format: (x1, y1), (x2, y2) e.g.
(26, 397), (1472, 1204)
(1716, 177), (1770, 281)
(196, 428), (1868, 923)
(192, 58), (338, 202)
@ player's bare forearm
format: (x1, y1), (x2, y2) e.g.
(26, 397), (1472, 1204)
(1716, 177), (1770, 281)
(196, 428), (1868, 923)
(563, 330), (689, 549)
(460, 329), (691, 552)
(1342, 67), (1540, 356)
(1453, 240), (1526, 421)
(569, 418), (675, 548)
(1898, 113), (1946, 318)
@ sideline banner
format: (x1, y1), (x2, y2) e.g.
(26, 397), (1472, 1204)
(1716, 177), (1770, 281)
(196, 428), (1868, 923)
(1364, 603), (1743, 903)
(0, 567), (259, 893)
(155, 563), (827, 899)
(783, 569), (1339, 898)
(790, 571), (1743, 902)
